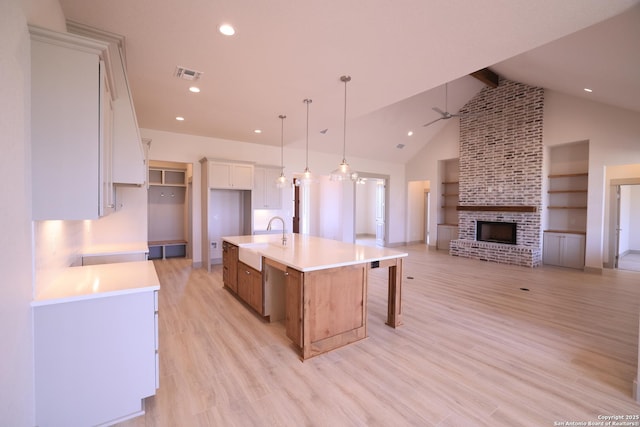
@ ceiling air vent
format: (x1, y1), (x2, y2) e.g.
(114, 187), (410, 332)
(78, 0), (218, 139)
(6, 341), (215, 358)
(175, 66), (203, 81)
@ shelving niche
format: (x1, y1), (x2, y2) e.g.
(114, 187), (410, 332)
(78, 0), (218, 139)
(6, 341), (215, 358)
(148, 161), (190, 259)
(543, 141), (589, 269)
(437, 158), (459, 250)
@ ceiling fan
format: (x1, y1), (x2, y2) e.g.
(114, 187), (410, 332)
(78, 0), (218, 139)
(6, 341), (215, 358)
(422, 83), (466, 127)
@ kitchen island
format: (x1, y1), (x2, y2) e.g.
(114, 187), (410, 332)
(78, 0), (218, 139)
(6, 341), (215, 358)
(222, 233), (408, 360)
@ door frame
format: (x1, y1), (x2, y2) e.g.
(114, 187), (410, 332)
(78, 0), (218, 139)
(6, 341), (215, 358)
(607, 178), (640, 268)
(355, 172), (390, 246)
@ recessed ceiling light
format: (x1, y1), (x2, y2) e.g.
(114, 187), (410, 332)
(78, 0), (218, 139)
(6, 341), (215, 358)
(407, 131), (413, 136)
(584, 88), (593, 93)
(189, 86), (200, 93)
(396, 144), (405, 149)
(219, 24), (235, 36)
(176, 116), (185, 121)
(254, 129), (262, 134)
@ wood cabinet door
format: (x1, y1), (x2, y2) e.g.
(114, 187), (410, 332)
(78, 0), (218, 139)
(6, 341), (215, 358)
(222, 242), (238, 293)
(237, 262), (262, 314)
(248, 269), (263, 314)
(237, 262), (251, 303)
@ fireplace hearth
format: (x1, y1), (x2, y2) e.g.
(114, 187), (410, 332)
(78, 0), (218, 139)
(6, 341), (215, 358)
(476, 221), (517, 245)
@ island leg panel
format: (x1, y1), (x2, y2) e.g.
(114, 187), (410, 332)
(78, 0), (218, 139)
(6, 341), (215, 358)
(386, 258), (403, 328)
(285, 267), (303, 347)
(301, 264), (368, 360)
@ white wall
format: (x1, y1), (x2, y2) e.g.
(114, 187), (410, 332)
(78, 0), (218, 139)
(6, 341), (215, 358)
(141, 128), (407, 264)
(406, 120), (460, 248)
(0, 0), (66, 424)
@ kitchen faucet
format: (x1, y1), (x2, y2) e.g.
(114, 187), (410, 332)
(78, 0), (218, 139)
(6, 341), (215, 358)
(267, 216), (287, 246)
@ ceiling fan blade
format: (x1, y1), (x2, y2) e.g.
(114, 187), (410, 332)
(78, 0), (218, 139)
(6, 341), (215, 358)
(422, 117), (443, 127)
(432, 107), (446, 116)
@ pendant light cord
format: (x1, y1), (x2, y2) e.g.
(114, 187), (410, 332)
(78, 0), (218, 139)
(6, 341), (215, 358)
(278, 114), (286, 172)
(341, 75), (351, 163)
(304, 99), (312, 170)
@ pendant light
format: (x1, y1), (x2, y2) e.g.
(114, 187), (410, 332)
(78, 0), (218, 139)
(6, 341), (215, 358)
(295, 98), (314, 186)
(330, 75), (358, 182)
(275, 114), (288, 188)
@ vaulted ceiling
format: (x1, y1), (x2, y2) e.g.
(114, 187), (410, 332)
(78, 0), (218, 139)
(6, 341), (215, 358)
(58, 0), (640, 164)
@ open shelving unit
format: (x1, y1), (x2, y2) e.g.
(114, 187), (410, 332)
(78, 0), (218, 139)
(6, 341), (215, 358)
(148, 161), (190, 260)
(543, 142), (589, 269)
(437, 158), (459, 250)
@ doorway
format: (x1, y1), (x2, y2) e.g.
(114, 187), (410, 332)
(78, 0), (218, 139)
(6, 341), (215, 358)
(612, 183), (640, 272)
(355, 174), (388, 247)
(424, 191), (430, 245)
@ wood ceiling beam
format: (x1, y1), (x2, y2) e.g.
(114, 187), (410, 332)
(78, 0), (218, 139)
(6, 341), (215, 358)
(470, 68), (499, 88)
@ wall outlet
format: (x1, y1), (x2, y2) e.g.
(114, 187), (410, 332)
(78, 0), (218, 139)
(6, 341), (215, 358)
(211, 242), (217, 249)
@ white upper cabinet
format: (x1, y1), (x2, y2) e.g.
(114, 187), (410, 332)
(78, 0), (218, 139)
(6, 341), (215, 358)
(253, 166), (282, 209)
(67, 21), (146, 185)
(30, 25), (113, 220)
(207, 160), (254, 190)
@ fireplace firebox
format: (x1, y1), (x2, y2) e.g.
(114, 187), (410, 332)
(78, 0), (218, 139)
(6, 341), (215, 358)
(476, 221), (517, 245)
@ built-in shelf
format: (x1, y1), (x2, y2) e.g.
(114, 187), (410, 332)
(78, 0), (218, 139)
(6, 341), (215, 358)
(148, 240), (187, 260)
(548, 190), (588, 194)
(438, 159), (459, 249)
(548, 173), (588, 179)
(548, 206), (587, 209)
(148, 168), (186, 187)
(544, 229), (586, 235)
(456, 205), (538, 213)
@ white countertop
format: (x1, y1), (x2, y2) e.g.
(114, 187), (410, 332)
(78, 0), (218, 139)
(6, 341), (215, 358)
(32, 261), (160, 307)
(81, 242), (149, 256)
(223, 233), (408, 272)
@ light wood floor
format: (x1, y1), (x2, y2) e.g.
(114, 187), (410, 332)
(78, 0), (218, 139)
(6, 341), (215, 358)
(118, 245), (640, 426)
(620, 252), (640, 272)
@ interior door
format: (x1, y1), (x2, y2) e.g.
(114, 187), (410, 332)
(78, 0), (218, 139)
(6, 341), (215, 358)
(614, 185), (621, 268)
(424, 191), (430, 245)
(375, 181), (385, 245)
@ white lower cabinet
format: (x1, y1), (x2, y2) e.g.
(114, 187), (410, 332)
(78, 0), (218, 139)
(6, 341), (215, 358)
(34, 290), (158, 426)
(543, 232), (585, 269)
(437, 225), (458, 250)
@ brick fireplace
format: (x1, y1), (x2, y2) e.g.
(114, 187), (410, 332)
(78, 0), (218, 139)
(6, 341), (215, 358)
(449, 79), (544, 267)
